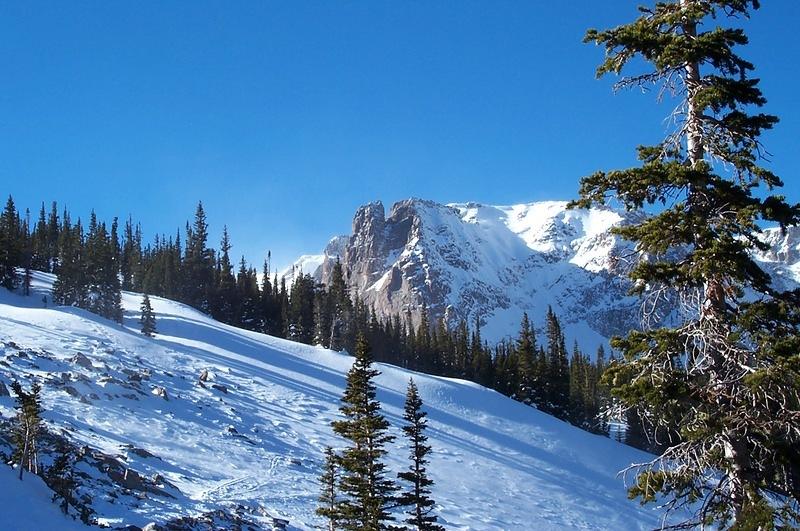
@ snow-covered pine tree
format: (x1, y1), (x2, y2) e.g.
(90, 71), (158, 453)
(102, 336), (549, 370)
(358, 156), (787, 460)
(397, 378), (443, 531)
(331, 333), (397, 530)
(140, 293), (157, 337)
(576, 1), (800, 527)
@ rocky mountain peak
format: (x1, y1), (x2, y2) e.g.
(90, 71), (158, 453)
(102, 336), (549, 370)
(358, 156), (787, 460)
(293, 198), (800, 350)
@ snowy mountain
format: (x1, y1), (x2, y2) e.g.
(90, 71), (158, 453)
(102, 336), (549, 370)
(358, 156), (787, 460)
(278, 236), (348, 287)
(0, 272), (669, 530)
(291, 198), (800, 351)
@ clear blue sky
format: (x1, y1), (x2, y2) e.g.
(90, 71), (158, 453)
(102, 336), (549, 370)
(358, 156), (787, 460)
(1, 1), (798, 270)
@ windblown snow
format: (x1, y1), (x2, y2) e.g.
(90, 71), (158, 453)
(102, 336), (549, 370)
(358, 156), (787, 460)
(0, 272), (667, 530)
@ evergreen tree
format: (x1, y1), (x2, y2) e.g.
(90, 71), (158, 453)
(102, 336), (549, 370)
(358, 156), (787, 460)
(121, 217), (142, 291)
(314, 286), (332, 348)
(576, 1), (800, 526)
(316, 446), (341, 531)
(544, 307), (569, 417)
(47, 201), (60, 273)
(20, 212), (33, 296)
(0, 195), (21, 290)
(516, 312), (538, 405)
(183, 202), (215, 312)
(31, 202), (50, 271)
(84, 214), (122, 322)
(235, 257), (261, 330)
(212, 226), (237, 322)
(594, 345), (610, 435)
(140, 293), (156, 337)
(52, 215), (87, 307)
(331, 334), (397, 530)
(328, 260), (352, 351)
(397, 379), (443, 531)
(10, 381), (43, 480)
(288, 273), (316, 344)
(568, 342), (587, 426)
(46, 437), (78, 515)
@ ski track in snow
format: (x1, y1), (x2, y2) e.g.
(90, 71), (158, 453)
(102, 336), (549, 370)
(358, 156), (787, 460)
(0, 271), (672, 530)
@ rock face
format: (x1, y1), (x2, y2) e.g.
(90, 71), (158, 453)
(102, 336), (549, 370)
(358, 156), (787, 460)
(290, 198), (800, 349)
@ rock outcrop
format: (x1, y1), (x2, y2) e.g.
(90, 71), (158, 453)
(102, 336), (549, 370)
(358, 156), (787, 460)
(289, 198), (800, 349)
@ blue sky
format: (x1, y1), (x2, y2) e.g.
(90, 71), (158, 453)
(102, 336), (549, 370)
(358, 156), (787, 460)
(1, 1), (798, 270)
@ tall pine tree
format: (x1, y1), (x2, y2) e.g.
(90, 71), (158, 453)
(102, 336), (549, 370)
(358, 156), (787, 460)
(576, 1), (800, 527)
(331, 334), (397, 530)
(0, 195), (21, 290)
(397, 378), (443, 531)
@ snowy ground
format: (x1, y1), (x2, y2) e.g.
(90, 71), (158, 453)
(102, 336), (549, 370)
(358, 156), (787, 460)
(0, 272), (668, 530)
(0, 464), (88, 531)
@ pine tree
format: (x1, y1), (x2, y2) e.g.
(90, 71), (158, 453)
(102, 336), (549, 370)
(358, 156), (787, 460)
(544, 307), (569, 418)
(0, 195), (21, 290)
(288, 273), (316, 344)
(31, 202), (50, 271)
(183, 202), (214, 312)
(316, 446), (341, 531)
(235, 257), (261, 330)
(84, 214), (122, 322)
(10, 381), (43, 480)
(46, 437), (77, 515)
(212, 226), (237, 322)
(568, 342), (587, 426)
(47, 202), (60, 273)
(52, 215), (87, 307)
(331, 334), (397, 530)
(140, 293), (156, 337)
(328, 260), (352, 351)
(397, 379), (443, 531)
(575, 1), (800, 526)
(516, 312), (538, 405)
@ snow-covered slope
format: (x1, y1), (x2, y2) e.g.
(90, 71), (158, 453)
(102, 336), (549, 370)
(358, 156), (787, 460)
(278, 254), (326, 285)
(295, 198), (800, 351)
(0, 464), (87, 531)
(0, 272), (666, 530)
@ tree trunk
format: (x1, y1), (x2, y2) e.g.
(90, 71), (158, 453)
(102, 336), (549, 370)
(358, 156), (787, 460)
(681, 2), (704, 169)
(18, 424), (29, 480)
(680, 0), (746, 522)
(724, 433), (753, 521)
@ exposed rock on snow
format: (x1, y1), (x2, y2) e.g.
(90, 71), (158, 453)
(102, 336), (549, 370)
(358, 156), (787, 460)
(71, 352), (95, 370)
(151, 386), (169, 400)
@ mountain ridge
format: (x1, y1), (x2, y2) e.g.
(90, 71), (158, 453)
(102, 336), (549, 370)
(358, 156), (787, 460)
(287, 197), (800, 351)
